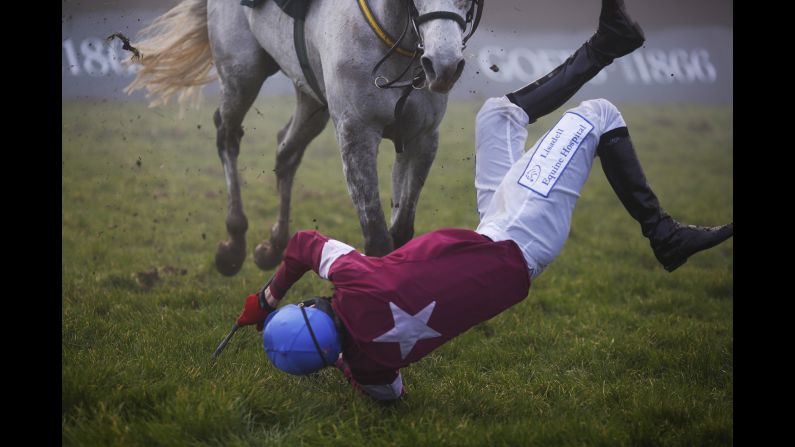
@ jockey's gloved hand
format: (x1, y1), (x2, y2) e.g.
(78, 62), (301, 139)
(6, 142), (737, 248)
(235, 294), (271, 331)
(236, 280), (277, 331)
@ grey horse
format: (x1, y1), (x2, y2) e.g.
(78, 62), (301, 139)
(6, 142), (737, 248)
(127, 0), (477, 276)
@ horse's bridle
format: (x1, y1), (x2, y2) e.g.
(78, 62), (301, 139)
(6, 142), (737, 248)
(357, 0), (484, 154)
(360, 0), (484, 89)
(410, 0), (482, 53)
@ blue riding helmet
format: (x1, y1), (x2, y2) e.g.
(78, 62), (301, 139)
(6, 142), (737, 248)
(262, 297), (341, 375)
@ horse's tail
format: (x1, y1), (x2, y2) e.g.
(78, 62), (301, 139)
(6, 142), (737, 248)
(125, 0), (213, 108)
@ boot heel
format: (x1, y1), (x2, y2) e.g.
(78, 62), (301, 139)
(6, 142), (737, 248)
(664, 258), (687, 273)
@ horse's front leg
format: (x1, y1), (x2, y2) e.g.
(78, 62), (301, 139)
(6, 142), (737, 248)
(337, 123), (394, 256)
(390, 129), (439, 249)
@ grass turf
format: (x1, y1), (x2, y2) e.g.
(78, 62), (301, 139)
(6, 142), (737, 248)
(62, 97), (732, 446)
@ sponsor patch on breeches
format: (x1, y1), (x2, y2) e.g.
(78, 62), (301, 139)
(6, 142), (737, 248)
(517, 112), (594, 197)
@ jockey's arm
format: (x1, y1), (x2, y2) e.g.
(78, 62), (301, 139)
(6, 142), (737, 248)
(267, 230), (355, 303)
(357, 372), (405, 401)
(236, 230), (355, 329)
(336, 356), (405, 401)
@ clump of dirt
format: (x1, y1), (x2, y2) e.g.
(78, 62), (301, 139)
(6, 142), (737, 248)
(135, 269), (160, 290)
(161, 265), (188, 276)
(651, 116), (674, 127)
(134, 265), (189, 290)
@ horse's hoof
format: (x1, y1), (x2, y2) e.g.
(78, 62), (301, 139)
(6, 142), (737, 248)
(215, 240), (246, 276)
(253, 241), (283, 271)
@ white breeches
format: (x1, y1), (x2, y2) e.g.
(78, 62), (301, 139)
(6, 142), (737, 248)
(475, 97), (627, 278)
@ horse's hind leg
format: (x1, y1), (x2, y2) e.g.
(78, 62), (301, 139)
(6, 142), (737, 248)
(211, 53), (278, 276)
(253, 87), (330, 270)
(390, 130), (439, 248)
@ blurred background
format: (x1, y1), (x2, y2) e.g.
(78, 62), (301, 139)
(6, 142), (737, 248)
(62, 0), (732, 104)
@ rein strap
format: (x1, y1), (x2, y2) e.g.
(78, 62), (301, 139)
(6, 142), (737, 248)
(357, 0), (416, 58)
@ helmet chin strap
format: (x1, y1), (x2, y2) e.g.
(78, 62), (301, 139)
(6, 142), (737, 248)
(298, 302), (331, 368)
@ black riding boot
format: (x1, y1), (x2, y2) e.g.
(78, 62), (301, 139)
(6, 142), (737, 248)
(597, 127), (734, 272)
(507, 0), (645, 123)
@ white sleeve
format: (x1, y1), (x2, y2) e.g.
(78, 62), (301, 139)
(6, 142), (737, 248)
(318, 239), (355, 279)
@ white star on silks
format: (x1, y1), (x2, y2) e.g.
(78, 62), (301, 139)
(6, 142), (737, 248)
(372, 301), (442, 359)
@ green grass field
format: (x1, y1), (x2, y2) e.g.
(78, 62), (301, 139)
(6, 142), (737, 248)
(62, 97), (733, 446)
